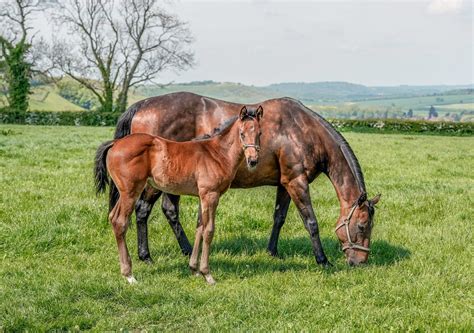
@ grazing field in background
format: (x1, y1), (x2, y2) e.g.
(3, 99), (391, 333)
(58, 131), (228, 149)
(0, 125), (472, 331)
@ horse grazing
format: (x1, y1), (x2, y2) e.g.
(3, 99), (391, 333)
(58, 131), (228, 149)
(114, 92), (381, 267)
(95, 106), (263, 284)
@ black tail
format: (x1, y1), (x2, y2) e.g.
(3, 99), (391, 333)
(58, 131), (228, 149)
(108, 101), (144, 212)
(94, 140), (115, 195)
(114, 100), (144, 139)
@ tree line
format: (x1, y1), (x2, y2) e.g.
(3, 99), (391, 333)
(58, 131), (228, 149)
(0, 0), (194, 113)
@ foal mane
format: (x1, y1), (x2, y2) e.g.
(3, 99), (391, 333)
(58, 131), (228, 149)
(193, 116), (238, 141)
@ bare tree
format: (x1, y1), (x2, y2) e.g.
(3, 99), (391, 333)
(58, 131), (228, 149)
(0, 0), (41, 111)
(45, 0), (194, 113)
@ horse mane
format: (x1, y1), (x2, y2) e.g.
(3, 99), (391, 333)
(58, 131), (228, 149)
(193, 116), (238, 141)
(292, 98), (366, 194)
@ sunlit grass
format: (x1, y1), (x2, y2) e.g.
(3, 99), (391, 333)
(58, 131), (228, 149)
(0, 125), (472, 331)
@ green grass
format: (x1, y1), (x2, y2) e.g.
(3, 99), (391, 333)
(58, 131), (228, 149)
(0, 125), (473, 331)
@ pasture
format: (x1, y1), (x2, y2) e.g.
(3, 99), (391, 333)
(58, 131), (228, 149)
(0, 124), (472, 331)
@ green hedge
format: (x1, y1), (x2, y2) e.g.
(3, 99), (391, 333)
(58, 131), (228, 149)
(0, 110), (119, 126)
(330, 119), (474, 135)
(1, 110), (473, 135)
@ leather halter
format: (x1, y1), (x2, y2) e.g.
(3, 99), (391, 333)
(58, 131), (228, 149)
(239, 116), (260, 152)
(242, 143), (260, 151)
(334, 202), (371, 253)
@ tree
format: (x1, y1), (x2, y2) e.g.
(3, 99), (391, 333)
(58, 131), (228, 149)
(428, 105), (438, 119)
(0, 0), (40, 112)
(44, 0), (194, 113)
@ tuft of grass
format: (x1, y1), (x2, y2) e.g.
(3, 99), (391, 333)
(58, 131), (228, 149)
(0, 125), (473, 331)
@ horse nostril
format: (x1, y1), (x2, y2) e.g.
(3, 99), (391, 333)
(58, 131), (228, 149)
(248, 160), (258, 168)
(357, 223), (365, 232)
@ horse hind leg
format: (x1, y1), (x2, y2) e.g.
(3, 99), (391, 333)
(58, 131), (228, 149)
(135, 185), (162, 263)
(110, 195), (139, 284)
(161, 193), (193, 256)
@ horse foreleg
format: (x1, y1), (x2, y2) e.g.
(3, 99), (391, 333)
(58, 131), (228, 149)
(161, 193), (193, 256)
(284, 176), (331, 267)
(267, 184), (291, 257)
(199, 192), (219, 285)
(135, 185), (162, 263)
(110, 195), (137, 283)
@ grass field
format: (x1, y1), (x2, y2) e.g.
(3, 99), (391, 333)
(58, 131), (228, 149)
(0, 125), (473, 331)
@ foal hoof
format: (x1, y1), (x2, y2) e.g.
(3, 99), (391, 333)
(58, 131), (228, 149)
(126, 275), (138, 284)
(190, 267), (201, 277)
(203, 273), (216, 285)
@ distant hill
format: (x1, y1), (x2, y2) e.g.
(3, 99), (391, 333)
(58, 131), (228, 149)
(139, 81), (279, 104)
(139, 81), (474, 104)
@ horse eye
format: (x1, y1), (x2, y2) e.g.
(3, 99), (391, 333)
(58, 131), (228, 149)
(258, 132), (262, 137)
(240, 133), (245, 139)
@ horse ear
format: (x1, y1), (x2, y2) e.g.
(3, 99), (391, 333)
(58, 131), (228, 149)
(240, 106), (248, 120)
(256, 105), (263, 120)
(370, 194), (381, 206)
(357, 192), (367, 207)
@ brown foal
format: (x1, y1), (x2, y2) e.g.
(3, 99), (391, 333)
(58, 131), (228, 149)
(94, 106), (263, 284)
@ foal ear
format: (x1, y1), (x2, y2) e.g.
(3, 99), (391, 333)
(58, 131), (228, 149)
(240, 106), (248, 120)
(370, 193), (382, 206)
(256, 105), (264, 120)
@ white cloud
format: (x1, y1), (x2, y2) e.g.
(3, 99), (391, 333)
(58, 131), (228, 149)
(428, 0), (464, 14)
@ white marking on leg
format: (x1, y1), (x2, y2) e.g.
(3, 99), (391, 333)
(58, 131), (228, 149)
(126, 275), (138, 284)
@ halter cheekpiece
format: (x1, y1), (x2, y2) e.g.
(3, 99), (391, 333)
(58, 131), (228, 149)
(334, 200), (371, 253)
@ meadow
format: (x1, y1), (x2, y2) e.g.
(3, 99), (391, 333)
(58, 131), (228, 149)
(0, 124), (473, 331)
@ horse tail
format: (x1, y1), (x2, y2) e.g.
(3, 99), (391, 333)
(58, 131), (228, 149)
(94, 140), (115, 195)
(114, 100), (143, 139)
(108, 102), (144, 212)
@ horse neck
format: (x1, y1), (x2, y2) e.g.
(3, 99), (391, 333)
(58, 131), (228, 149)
(324, 143), (366, 215)
(211, 120), (244, 169)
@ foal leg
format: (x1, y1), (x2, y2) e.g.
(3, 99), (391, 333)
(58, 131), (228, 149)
(267, 184), (291, 257)
(283, 176), (331, 267)
(189, 201), (203, 275)
(110, 195), (137, 283)
(135, 185), (162, 263)
(199, 192), (219, 285)
(161, 193), (193, 256)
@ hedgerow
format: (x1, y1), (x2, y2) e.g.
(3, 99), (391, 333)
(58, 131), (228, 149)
(1, 109), (473, 135)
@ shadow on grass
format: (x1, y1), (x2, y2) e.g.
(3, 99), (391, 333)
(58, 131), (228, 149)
(146, 235), (410, 277)
(213, 235), (410, 267)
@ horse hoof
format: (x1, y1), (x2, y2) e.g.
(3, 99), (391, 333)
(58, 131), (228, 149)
(126, 275), (138, 284)
(204, 274), (216, 285)
(268, 249), (280, 258)
(139, 255), (153, 264)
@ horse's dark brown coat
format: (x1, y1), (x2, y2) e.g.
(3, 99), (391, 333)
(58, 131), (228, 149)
(114, 92), (379, 266)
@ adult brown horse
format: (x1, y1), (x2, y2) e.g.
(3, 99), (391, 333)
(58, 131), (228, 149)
(95, 106), (263, 284)
(113, 92), (380, 267)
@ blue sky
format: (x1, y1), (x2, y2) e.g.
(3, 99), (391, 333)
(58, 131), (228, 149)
(158, 0), (473, 86)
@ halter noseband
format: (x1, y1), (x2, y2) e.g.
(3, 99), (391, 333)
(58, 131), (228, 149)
(242, 143), (260, 151)
(334, 202), (371, 253)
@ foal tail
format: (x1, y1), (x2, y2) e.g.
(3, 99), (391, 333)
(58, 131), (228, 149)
(94, 140), (115, 196)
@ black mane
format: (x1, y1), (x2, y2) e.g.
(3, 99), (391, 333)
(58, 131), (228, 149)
(295, 99), (366, 194)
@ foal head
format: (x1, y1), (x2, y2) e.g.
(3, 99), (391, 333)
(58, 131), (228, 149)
(335, 193), (381, 266)
(239, 105), (263, 169)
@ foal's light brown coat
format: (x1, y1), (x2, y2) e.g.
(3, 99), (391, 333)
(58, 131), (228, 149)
(95, 106), (263, 284)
